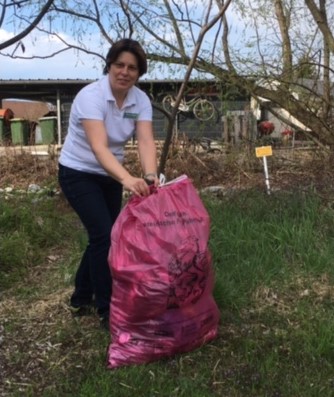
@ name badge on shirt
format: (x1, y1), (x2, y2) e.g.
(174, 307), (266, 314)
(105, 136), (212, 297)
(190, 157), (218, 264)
(124, 112), (139, 119)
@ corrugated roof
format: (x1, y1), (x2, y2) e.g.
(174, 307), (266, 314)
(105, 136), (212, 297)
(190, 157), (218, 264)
(0, 78), (95, 85)
(0, 78), (217, 84)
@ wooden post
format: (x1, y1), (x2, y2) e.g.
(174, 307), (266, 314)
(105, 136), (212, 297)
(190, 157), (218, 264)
(223, 115), (229, 144)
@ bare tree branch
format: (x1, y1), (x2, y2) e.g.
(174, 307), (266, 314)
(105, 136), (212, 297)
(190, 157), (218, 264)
(119, 0), (134, 37)
(163, 0), (186, 55)
(0, 0), (7, 28)
(274, 0), (292, 76)
(305, 0), (334, 54)
(0, 0), (55, 50)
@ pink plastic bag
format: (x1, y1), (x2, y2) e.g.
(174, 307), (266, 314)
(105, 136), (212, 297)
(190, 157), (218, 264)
(107, 175), (220, 369)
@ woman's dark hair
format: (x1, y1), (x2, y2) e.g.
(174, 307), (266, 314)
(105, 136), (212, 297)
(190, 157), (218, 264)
(103, 39), (147, 76)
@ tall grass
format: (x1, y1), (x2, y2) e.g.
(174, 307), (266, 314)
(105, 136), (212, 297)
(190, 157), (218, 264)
(1, 188), (334, 396)
(206, 190), (334, 311)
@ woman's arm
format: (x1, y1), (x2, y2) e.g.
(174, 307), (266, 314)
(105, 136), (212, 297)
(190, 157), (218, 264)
(82, 119), (151, 196)
(136, 120), (159, 185)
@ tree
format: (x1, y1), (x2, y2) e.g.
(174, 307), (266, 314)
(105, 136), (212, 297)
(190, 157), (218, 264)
(1, 0), (334, 150)
(218, 0), (334, 146)
(157, 0), (232, 173)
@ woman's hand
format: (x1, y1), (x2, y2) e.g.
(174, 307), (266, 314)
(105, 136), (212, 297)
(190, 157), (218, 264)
(121, 175), (152, 196)
(144, 173), (159, 187)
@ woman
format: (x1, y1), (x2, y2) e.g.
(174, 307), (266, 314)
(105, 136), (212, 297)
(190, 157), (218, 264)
(58, 39), (159, 329)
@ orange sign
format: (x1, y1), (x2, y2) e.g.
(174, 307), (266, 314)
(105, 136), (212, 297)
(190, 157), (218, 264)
(255, 146), (272, 158)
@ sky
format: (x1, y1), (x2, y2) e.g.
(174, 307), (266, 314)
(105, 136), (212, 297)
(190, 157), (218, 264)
(0, 29), (105, 80)
(0, 31), (227, 81)
(0, 28), (212, 81)
(0, 3), (243, 81)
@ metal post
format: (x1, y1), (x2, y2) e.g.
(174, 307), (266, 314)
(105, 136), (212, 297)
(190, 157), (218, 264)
(263, 156), (271, 195)
(56, 90), (62, 146)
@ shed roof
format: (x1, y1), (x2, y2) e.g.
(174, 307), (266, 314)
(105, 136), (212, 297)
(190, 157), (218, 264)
(0, 78), (224, 103)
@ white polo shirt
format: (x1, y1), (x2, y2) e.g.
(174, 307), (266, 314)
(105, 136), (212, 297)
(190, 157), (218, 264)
(59, 75), (152, 175)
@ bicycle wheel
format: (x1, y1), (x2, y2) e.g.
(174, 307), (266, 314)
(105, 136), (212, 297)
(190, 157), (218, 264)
(193, 99), (216, 121)
(162, 95), (175, 113)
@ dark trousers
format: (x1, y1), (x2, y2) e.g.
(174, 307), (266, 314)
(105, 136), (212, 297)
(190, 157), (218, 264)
(58, 164), (123, 316)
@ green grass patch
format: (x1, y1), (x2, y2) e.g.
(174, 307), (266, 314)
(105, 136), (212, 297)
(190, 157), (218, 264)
(0, 193), (77, 290)
(1, 188), (334, 396)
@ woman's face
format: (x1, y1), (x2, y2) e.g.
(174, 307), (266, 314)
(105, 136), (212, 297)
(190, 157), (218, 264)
(109, 51), (139, 94)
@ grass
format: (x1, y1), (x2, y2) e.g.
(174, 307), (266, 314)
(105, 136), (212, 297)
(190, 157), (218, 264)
(1, 185), (334, 396)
